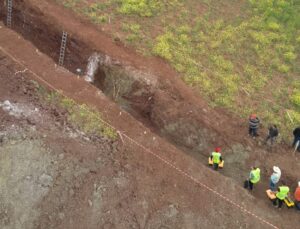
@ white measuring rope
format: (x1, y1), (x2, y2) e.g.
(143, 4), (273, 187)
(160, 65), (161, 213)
(14, 68), (28, 75)
(0, 45), (280, 229)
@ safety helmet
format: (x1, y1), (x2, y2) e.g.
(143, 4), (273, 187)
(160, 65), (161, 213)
(215, 147), (221, 152)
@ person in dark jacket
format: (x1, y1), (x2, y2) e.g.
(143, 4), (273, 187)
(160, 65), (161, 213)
(292, 127), (300, 152)
(249, 114), (260, 138)
(265, 124), (279, 145)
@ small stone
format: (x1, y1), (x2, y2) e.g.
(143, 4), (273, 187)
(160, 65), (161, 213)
(69, 132), (78, 138)
(3, 100), (11, 107)
(39, 174), (53, 187)
(88, 200), (93, 207)
(58, 212), (65, 220)
(83, 137), (90, 141)
(112, 141), (118, 149)
(75, 182), (80, 189)
(58, 153), (65, 160)
(69, 189), (75, 196)
(96, 157), (102, 163)
(3, 106), (12, 112)
(114, 36), (121, 42)
(90, 169), (97, 174)
(26, 176), (31, 180)
(258, 141), (262, 146)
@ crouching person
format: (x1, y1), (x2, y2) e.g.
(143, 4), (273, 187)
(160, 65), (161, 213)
(210, 147), (223, 171)
(273, 182), (289, 209)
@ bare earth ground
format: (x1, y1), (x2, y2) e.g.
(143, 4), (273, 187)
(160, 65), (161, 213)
(0, 46), (266, 229)
(0, 0), (299, 228)
(2, 0), (298, 187)
(0, 22), (299, 229)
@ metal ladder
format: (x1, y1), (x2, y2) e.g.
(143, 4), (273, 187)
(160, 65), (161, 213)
(7, 0), (13, 27)
(58, 31), (68, 66)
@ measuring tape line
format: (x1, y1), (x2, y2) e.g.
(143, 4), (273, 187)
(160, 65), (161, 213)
(0, 45), (280, 229)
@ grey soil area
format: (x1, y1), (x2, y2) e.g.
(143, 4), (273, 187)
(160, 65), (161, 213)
(0, 36), (299, 229)
(0, 1), (299, 228)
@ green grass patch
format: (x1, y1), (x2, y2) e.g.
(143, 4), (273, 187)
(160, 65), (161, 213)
(116, 0), (162, 17)
(57, 0), (300, 141)
(59, 0), (81, 8)
(40, 88), (117, 140)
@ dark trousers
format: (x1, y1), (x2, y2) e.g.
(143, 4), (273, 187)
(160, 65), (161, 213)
(265, 135), (276, 145)
(249, 127), (258, 137)
(296, 201), (300, 210)
(273, 198), (284, 208)
(249, 180), (254, 190)
(213, 163), (219, 170)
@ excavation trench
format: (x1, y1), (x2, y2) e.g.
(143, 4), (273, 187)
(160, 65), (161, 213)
(1, 0), (299, 189)
(0, 0), (218, 160)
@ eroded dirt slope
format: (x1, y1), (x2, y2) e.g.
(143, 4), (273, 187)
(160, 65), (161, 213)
(1, 0), (299, 191)
(0, 26), (300, 229)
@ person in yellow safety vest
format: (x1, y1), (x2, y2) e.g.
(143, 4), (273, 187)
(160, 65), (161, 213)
(248, 167), (260, 190)
(210, 147), (223, 170)
(273, 182), (290, 209)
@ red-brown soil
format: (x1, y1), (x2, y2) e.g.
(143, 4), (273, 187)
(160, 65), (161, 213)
(1, 0), (298, 178)
(0, 0), (299, 228)
(0, 28), (283, 229)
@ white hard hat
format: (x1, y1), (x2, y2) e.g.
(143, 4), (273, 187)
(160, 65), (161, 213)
(273, 166), (281, 174)
(298, 181), (300, 187)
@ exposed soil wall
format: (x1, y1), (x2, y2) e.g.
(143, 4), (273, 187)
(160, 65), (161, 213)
(0, 0), (91, 73)
(1, 54), (287, 229)
(0, 0), (219, 155)
(1, 0), (299, 189)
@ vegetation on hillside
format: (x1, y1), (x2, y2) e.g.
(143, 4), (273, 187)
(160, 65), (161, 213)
(39, 86), (117, 140)
(58, 0), (300, 140)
